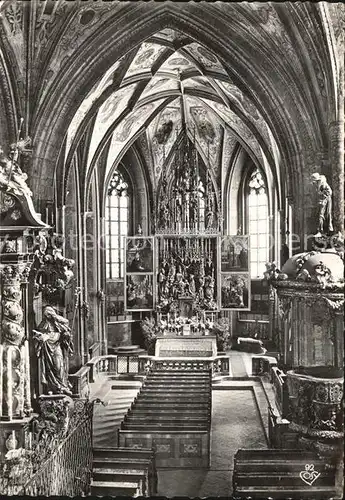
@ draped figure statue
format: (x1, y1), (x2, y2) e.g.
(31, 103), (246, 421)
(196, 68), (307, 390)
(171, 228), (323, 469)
(33, 306), (73, 395)
(311, 173), (334, 235)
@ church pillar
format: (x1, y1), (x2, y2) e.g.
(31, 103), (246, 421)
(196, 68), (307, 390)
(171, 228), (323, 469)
(329, 121), (344, 233)
(136, 187), (147, 234)
(329, 100), (344, 234)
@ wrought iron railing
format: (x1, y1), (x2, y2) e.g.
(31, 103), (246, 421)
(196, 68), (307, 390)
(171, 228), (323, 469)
(67, 350), (232, 401)
(20, 399), (94, 497)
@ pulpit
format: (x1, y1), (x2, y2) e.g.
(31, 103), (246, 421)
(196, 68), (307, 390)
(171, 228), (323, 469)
(272, 250), (344, 458)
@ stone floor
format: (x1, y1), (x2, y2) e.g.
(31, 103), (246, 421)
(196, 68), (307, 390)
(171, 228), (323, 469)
(157, 388), (268, 497)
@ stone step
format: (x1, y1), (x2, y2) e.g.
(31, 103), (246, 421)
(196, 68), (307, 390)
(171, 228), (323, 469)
(136, 398), (209, 404)
(133, 402), (210, 409)
(145, 382), (210, 386)
(146, 373), (210, 377)
(143, 381), (210, 386)
(146, 370), (210, 380)
(128, 409), (207, 417)
(94, 408), (130, 419)
(109, 380), (143, 387)
(93, 435), (119, 447)
(93, 426), (122, 438)
(147, 375), (209, 379)
(93, 420), (123, 433)
(95, 401), (132, 409)
(91, 480), (140, 497)
(137, 392), (209, 398)
(121, 422), (208, 431)
(140, 387), (209, 393)
(125, 415), (207, 423)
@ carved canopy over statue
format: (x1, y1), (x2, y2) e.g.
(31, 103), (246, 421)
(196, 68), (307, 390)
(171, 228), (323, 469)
(33, 306), (74, 395)
(311, 173), (333, 236)
(156, 127), (219, 234)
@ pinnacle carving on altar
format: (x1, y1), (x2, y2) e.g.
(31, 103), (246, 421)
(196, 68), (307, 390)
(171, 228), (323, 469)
(0, 137), (32, 198)
(156, 127), (219, 235)
(0, 135), (48, 229)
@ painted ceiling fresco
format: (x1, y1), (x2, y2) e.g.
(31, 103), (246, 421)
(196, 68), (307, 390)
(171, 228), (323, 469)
(66, 29), (278, 183)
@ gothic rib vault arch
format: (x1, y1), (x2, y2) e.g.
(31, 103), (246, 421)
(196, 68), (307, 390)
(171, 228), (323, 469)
(23, 2), (338, 227)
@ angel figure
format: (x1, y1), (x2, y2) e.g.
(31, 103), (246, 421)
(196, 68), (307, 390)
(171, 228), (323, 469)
(0, 142), (32, 197)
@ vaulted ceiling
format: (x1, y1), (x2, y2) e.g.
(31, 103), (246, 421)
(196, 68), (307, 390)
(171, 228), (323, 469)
(65, 28), (278, 194)
(0, 1), (342, 212)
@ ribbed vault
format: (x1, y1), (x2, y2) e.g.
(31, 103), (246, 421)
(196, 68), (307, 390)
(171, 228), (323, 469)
(0, 1), (342, 235)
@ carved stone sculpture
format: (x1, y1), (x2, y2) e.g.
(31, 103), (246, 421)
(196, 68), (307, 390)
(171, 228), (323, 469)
(1, 265), (26, 346)
(311, 173), (334, 235)
(0, 144), (32, 197)
(33, 306), (74, 395)
(33, 232), (75, 304)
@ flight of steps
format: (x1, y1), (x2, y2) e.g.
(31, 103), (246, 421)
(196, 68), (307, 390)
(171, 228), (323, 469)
(233, 449), (338, 499)
(93, 382), (140, 447)
(121, 369), (211, 432)
(91, 447), (157, 497)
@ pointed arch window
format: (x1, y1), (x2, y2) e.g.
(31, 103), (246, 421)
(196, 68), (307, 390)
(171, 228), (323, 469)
(105, 169), (132, 279)
(246, 168), (269, 279)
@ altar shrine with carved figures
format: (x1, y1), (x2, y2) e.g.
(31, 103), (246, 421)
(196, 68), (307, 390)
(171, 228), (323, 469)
(0, 2), (344, 498)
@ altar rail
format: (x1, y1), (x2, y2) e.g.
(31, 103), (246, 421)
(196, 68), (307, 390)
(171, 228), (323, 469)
(69, 353), (230, 396)
(149, 356), (229, 376)
(68, 355), (118, 396)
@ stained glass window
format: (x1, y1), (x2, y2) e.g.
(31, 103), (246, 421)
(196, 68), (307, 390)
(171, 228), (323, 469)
(105, 170), (131, 279)
(247, 168), (269, 279)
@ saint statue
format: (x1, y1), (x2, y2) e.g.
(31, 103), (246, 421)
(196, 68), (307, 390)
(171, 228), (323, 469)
(311, 173), (333, 235)
(33, 306), (74, 395)
(205, 210), (214, 229)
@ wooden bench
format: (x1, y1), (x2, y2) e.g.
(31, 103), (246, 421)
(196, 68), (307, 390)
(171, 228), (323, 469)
(233, 449), (337, 499)
(92, 447), (157, 496)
